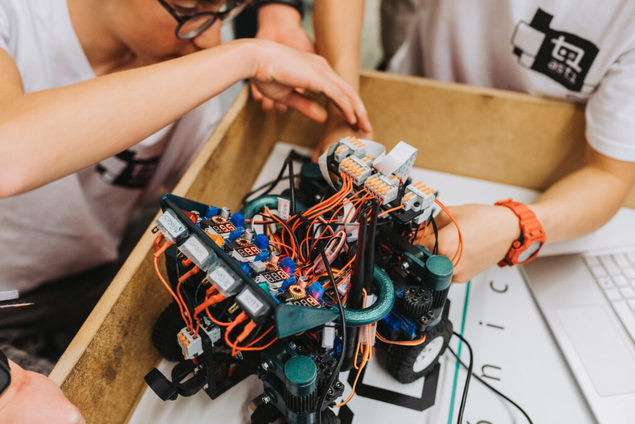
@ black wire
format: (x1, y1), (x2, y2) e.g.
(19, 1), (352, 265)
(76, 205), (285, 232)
(241, 173), (301, 205)
(447, 346), (534, 424)
(431, 217), (439, 255)
(316, 247), (347, 424)
(452, 331), (473, 424)
(288, 158), (296, 215)
(241, 150), (309, 205)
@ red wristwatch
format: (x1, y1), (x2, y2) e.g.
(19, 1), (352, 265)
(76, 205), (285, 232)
(495, 199), (546, 266)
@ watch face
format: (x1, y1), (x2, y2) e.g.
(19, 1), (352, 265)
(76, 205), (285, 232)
(518, 241), (543, 263)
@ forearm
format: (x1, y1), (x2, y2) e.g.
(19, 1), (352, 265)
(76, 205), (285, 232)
(313, 0), (365, 90)
(531, 147), (635, 244)
(0, 39), (256, 196)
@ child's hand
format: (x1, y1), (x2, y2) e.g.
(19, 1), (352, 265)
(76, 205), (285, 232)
(420, 204), (521, 282)
(247, 40), (372, 133)
(0, 360), (85, 424)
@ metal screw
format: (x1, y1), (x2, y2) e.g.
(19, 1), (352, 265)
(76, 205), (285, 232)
(261, 395), (271, 404)
(261, 362), (269, 371)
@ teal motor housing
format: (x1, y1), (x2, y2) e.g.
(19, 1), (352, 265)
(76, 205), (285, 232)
(261, 346), (321, 424)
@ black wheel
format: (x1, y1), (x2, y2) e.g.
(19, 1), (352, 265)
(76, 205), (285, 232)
(152, 302), (186, 362)
(384, 317), (452, 384)
(320, 408), (340, 424)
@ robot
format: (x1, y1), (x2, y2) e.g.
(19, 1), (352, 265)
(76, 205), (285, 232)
(144, 138), (461, 423)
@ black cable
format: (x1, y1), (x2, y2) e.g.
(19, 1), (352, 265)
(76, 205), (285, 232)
(288, 157), (296, 215)
(241, 173), (301, 205)
(447, 346), (534, 424)
(241, 150), (309, 204)
(316, 247), (346, 424)
(451, 331), (473, 424)
(431, 216), (439, 255)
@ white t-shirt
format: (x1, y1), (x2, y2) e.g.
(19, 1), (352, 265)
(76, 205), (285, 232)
(391, 0), (635, 162)
(0, 0), (222, 292)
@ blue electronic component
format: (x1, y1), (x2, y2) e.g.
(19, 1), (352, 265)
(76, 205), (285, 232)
(254, 233), (270, 250)
(332, 336), (342, 357)
(381, 312), (402, 334)
(240, 263), (251, 276)
(381, 311), (417, 339)
(228, 227), (244, 242)
(280, 257), (297, 274)
(281, 276), (297, 291)
(230, 212), (245, 228)
(204, 206), (219, 219)
(255, 251), (270, 262)
(308, 282), (325, 301)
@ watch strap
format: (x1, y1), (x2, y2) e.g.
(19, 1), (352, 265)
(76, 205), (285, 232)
(495, 198), (545, 266)
(0, 349), (10, 396)
(255, 0), (305, 18)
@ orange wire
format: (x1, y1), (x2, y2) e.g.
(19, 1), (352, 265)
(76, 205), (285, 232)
(153, 253), (191, 332)
(434, 198), (463, 266)
(378, 204), (405, 217)
(334, 290), (374, 407)
(375, 331), (427, 346)
(204, 307), (231, 327)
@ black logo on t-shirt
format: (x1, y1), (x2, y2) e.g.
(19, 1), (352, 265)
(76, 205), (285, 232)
(95, 150), (160, 189)
(511, 8), (598, 92)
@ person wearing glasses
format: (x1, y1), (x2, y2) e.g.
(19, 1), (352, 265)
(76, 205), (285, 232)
(0, 0), (370, 422)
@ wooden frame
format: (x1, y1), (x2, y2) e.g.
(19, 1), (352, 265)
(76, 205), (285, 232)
(49, 70), (635, 424)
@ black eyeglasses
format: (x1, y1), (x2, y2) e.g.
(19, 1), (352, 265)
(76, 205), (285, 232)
(158, 0), (252, 40)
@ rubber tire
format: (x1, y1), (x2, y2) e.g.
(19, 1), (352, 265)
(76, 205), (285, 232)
(152, 302), (186, 362)
(320, 408), (341, 424)
(384, 317), (453, 384)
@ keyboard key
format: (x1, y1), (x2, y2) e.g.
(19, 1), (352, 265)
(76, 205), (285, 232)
(613, 275), (629, 287)
(620, 287), (635, 299)
(613, 253), (630, 267)
(590, 265), (607, 278)
(600, 254), (614, 266)
(605, 288), (622, 301)
(624, 268), (635, 279)
(605, 262), (621, 276)
(584, 256), (600, 267)
(627, 251), (635, 265)
(612, 300), (635, 342)
(628, 299), (635, 311)
(597, 277), (614, 289)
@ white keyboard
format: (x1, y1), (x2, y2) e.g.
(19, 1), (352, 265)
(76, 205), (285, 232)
(584, 251), (635, 343)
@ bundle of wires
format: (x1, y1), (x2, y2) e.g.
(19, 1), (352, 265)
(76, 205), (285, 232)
(151, 154), (468, 417)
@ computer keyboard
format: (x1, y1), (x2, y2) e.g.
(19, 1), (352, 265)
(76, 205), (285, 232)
(584, 251), (635, 343)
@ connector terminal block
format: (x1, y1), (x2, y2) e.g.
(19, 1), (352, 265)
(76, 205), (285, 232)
(402, 181), (435, 212)
(334, 136), (367, 162)
(365, 174), (399, 204)
(177, 328), (203, 360)
(200, 318), (221, 345)
(339, 156), (372, 185)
